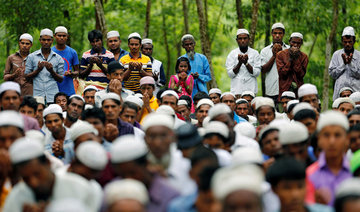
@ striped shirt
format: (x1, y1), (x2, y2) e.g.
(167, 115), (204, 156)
(120, 53), (152, 92)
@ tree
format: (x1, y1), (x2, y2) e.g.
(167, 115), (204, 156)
(182, 0), (190, 34)
(161, 0), (171, 81)
(94, 0), (107, 36)
(249, 0), (260, 47)
(235, 0), (244, 28)
(144, 0), (151, 38)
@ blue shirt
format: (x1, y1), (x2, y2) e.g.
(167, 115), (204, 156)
(52, 46), (79, 96)
(167, 191), (197, 212)
(181, 53), (212, 97)
(25, 49), (64, 103)
(44, 127), (74, 164)
(234, 112), (246, 123)
(115, 48), (129, 61)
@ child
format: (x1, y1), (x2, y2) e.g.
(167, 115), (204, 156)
(169, 57), (194, 99)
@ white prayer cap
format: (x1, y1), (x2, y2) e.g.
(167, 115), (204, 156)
(279, 121), (309, 145)
(46, 198), (89, 212)
(258, 125), (279, 141)
(160, 90), (179, 99)
(110, 135), (148, 163)
(212, 164), (264, 202)
(220, 92), (236, 99)
(76, 141), (107, 170)
(236, 98), (248, 105)
(156, 105), (175, 116)
(0, 81), (21, 96)
(85, 105), (94, 111)
(196, 98), (214, 109)
(40, 28), (53, 37)
(251, 96), (262, 107)
(70, 120), (98, 142)
(342, 26), (355, 37)
(0, 111), (24, 130)
(290, 32), (303, 40)
(269, 119), (290, 128)
(209, 88), (222, 95)
(34, 96), (45, 105)
(43, 104), (63, 118)
(135, 93), (143, 99)
(208, 103), (232, 120)
(25, 130), (45, 145)
(177, 100), (188, 106)
(350, 92), (360, 103)
(286, 99), (299, 111)
(142, 113), (174, 131)
(198, 127), (206, 137)
(107, 30), (120, 39)
(202, 116), (211, 127)
(332, 97), (355, 109)
(241, 91), (255, 98)
(336, 178), (360, 199)
(237, 28), (250, 36)
(69, 94), (85, 103)
(128, 32), (141, 40)
(255, 97), (275, 110)
(125, 95), (144, 108)
(54, 26), (68, 34)
(181, 34), (195, 42)
(9, 137), (44, 164)
(19, 33), (33, 43)
(102, 92), (121, 104)
(317, 110), (349, 132)
(281, 91), (296, 99)
(140, 76), (155, 86)
(298, 83), (318, 98)
(234, 122), (256, 139)
(271, 22), (285, 30)
(142, 38), (153, 45)
(83, 85), (99, 93)
(104, 179), (149, 206)
(339, 87), (353, 95)
(205, 121), (229, 139)
(231, 147), (263, 166)
(292, 102), (314, 116)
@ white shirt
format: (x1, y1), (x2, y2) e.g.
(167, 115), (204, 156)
(260, 43), (290, 96)
(226, 47), (261, 95)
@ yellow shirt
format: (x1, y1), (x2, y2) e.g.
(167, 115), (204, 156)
(140, 96), (159, 124)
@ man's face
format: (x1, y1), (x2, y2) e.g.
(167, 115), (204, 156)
(108, 199), (145, 212)
(341, 199), (360, 212)
(273, 179), (306, 212)
(272, 28), (285, 44)
(284, 143), (308, 162)
(338, 102), (354, 116)
(342, 36), (355, 52)
(299, 118), (317, 136)
(39, 35), (53, 49)
(257, 106), (275, 125)
(67, 98), (84, 120)
(141, 43), (153, 57)
(145, 126), (173, 159)
(236, 34), (250, 48)
(19, 39), (32, 53)
(223, 190), (262, 212)
(242, 95), (253, 103)
(90, 38), (103, 52)
(213, 114), (235, 130)
(289, 37), (303, 48)
(45, 114), (64, 134)
(340, 90), (352, 98)
(203, 135), (225, 149)
(55, 32), (68, 45)
(84, 90), (96, 105)
(20, 105), (36, 118)
(280, 97), (291, 113)
(85, 117), (104, 138)
(182, 39), (195, 52)
(161, 95), (177, 111)
(55, 95), (67, 112)
(209, 94), (220, 104)
(196, 190), (221, 212)
(349, 114), (360, 127)
(0, 90), (21, 111)
(120, 107), (137, 125)
(0, 126), (23, 150)
(177, 105), (190, 120)
(349, 130), (360, 153)
(301, 94), (319, 110)
(196, 104), (211, 124)
(102, 100), (121, 121)
(36, 104), (45, 125)
(318, 125), (349, 159)
(140, 84), (154, 98)
(107, 69), (125, 81)
(107, 36), (120, 51)
(261, 130), (282, 157)
(221, 95), (236, 111)
(235, 103), (249, 118)
(128, 38), (141, 55)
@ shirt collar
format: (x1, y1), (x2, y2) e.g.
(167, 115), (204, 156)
(35, 49), (56, 60)
(270, 42), (288, 48)
(90, 47), (106, 55)
(318, 152), (350, 171)
(129, 52), (142, 59)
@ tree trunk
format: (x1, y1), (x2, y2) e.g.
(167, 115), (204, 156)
(210, 0), (226, 44)
(174, 0), (181, 58)
(308, 34), (318, 60)
(94, 0), (107, 36)
(235, 0), (244, 28)
(322, 0), (339, 110)
(161, 1), (171, 81)
(195, 0), (217, 88)
(262, 0), (271, 96)
(144, 0), (151, 38)
(249, 0), (260, 47)
(182, 0), (190, 34)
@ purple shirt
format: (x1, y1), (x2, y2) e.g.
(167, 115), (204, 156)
(117, 118), (134, 136)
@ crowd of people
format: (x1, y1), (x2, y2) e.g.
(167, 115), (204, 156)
(1, 22), (360, 212)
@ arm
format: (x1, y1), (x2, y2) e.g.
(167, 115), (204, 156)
(347, 55), (360, 79)
(248, 52), (261, 77)
(196, 56), (212, 83)
(70, 51), (80, 78)
(328, 51), (347, 79)
(3, 56), (15, 81)
(185, 75), (194, 94)
(140, 61), (153, 77)
(276, 50), (292, 77)
(159, 63), (166, 86)
(226, 51), (241, 78)
(79, 56), (93, 78)
(169, 75), (176, 89)
(48, 59), (64, 83)
(25, 58), (42, 80)
(293, 53), (308, 78)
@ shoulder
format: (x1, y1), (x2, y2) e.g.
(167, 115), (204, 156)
(66, 46), (78, 54)
(248, 47), (260, 54)
(306, 161), (320, 176)
(120, 54), (131, 62)
(260, 45), (271, 53)
(81, 50), (92, 57)
(104, 50), (114, 58)
(228, 48), (240, 55)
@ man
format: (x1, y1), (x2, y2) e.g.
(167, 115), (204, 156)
(120, 101), (141, 128)
(329, 26), (360, 100)
(120, 32), (152, 93)
(25, 28), (64, 103)
(226, 29), (261, 95)
(350, 92), (360, 106)
(260, 23), (289, 101)
(54, 92), (68, 112)
(209, 88), (222, 104)
(276, 32), (308, 98)
(19, 96), (38, 118)
(34, 96), (46, 130)
(298, 83), (320, 111)
(0, 111), (25, 151)
(80, 29), (115, 87)
(141, 38), (166, 95)
(236, 98), (257, 124)
(293, 104), (318, 136)
(221, 92), (246, 124)
(181, 34), (212, 97)
(139, 76), (159, 123)
(258, 125), (282, 163)
(52, 26), (80, 96)
(69, 121), (100, 150)
(339, 87), (353, 98)
(64, 95), (85, 128)
(279, 91), (296, 113)
(195, 98), (214, 128)
(332, 97), (355, 116)
(335, 178), (360, 212)
(348, 109), (360, 127)
(255, 97), (276, 126)
(107, 30), (128, 61)
(177, 99), (196, 124)
(4, 33), (33, 96)
(83, 85), (98, 106)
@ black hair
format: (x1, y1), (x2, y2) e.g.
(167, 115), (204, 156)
(190, 146), (219, 167)
(102, 98), (121, 106)
(287, 103), (298, 114)
(81, 107), (106, 124)
(335, 195), (360, 212)
(349, 124), (360, 133)
(88, 30), (103, 42)
(293, 109), (316, 121)
(179, 95), (192, 109)
(67, 96), (85, 111)
(299, 94), (319, 103)
(193, 92), (210, 103)
(133, 154), (148, 166)
(0, 89), (20, 99)
(341, 35), (356, 42)
(347, 108), (360, 118)
(156, 88), (170, 101)
(54, 92), (68, 102)
(20, 95), (38, 113)
(280, 95), (295, 101)
(266, 156), (306, 187)
(175, 57), (191, 73)
(271, 28), (285, 34)
(127, 36), (141, 43)
(204, 133), (227, 144)
(83, 88), (97, 95)
(198, 165), (220, 192)
(255, 106), (275, 116)
(121, 101), (139, 114)
(107, 61), (124, 74)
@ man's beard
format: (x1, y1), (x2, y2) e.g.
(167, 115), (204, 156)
(67, 113), (79, 122)
(187, 50), (195, 60)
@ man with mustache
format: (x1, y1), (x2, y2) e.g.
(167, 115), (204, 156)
(106, 30), (128, 61)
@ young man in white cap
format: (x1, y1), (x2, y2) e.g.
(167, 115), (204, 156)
(25, 28), (64, 103)
(332, 97), (355, 115)
(329, 26), (360, 100)
(221, 92), (246, 123)
(195, 98), (214, 128)
(298, 83), (320, 111)
(83, 85), (98, 105)
(339, 87), (353, 98)
(4, 33), (33, 96)
(139, 76), (159, 123)
(334, 178), (360, 212)
(64, 95), (85, 128)
(255, 97), (276, 125)
(141, 38), (166, 95)
(209, 88), (222, 104)
(120, 32), (152, 93)
(276, 32), (308, 98)
(226, 29), (261, 96)
(107, 30), (128, 61)
(279, 91), (296, 113)
(52, 26), (80, 96)
(261, 23), (290, 102)
(181, 34), (212, 98)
